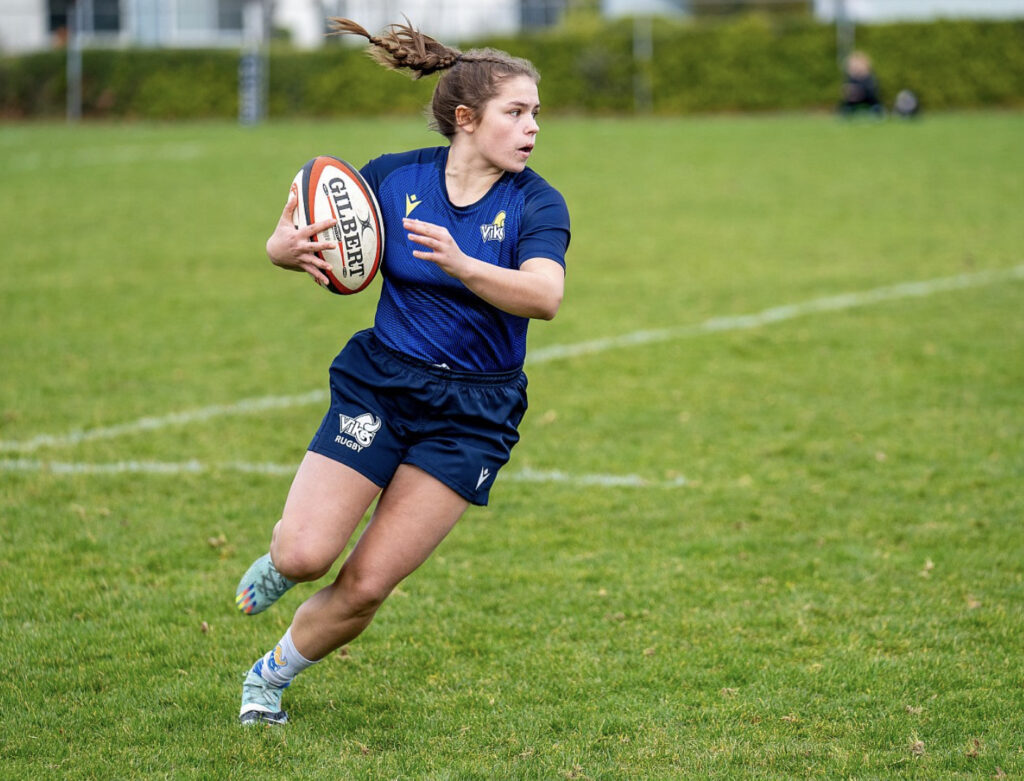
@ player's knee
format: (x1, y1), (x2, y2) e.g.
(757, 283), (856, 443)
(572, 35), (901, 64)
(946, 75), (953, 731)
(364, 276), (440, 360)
(269, 538), (332, 582)
(337, 566), (392, 617)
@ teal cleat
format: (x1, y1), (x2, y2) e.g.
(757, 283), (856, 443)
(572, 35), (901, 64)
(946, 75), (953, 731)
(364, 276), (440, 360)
(235, 553), (295, 615)
(239, 661), (289, 725)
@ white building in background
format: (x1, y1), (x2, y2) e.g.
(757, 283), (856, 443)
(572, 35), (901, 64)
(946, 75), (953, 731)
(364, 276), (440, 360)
(2, 0), (49, 51)
(1, 0), (45, 51)
(602, 0), (685, 18)
(0, 0), (254, 52)
(4, 0), (1024, 54)
(0, 0), (546, 53)
(813, 0), (1024, 22)
(315, 0), (521, 48)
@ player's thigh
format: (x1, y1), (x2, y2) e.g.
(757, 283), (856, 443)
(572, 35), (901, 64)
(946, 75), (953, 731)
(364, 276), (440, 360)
(271, 450), (382, 579)
(339, 464), (470, 597)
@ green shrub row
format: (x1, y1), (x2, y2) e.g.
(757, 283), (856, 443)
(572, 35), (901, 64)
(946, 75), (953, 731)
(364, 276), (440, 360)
(2, 16), (1022, 119)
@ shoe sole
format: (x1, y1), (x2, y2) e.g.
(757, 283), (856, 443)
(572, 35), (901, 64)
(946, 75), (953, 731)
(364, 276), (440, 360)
(239, 709), (288, 726)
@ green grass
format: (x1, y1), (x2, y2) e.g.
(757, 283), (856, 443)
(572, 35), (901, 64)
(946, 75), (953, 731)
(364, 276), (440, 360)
(1, 112), (1022, 778)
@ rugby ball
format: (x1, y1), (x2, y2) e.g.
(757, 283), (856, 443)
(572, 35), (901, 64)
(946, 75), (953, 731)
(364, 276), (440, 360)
(290, 155), (384, 295)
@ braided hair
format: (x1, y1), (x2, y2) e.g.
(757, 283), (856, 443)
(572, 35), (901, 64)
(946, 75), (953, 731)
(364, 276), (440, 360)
(328, 16), (540, 139)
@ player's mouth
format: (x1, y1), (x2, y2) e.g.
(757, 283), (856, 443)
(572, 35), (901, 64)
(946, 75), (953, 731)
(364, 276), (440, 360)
(516, 144), (534, 160)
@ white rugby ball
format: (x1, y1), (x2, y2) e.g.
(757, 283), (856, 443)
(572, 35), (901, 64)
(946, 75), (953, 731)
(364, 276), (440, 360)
(290, 155), (384, 295)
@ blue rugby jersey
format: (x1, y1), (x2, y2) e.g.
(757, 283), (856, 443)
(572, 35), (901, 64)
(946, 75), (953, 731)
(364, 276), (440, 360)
(360, 146), (570, 373)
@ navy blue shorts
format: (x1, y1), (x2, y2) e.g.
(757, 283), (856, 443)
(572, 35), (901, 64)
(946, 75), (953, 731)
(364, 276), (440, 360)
(309, 329), (528, 506)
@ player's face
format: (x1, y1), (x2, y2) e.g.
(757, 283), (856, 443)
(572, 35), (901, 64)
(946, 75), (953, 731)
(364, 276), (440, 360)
(471, 75), (540, 173)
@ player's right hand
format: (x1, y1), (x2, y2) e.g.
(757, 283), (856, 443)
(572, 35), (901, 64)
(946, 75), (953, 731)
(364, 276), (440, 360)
(265, 193), (337, 286)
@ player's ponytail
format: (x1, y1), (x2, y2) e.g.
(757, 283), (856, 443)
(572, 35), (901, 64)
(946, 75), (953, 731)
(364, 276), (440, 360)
(327, 17), (461, 79)
(328, 16), (539, 139)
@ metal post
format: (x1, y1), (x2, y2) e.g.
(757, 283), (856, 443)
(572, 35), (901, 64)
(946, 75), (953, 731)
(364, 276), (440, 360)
(67, 0), (83, 121)
(633, 15), (654, 114)
(239, 0), (268, 125)
(835, 0), (855, 68)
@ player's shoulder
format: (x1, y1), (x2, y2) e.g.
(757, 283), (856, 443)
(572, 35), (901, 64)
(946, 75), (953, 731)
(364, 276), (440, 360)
(510, 167), (569, 228)
(362, 147), (445, 184)
(510, 167), (567, 209)
(511, 166), (559, 194)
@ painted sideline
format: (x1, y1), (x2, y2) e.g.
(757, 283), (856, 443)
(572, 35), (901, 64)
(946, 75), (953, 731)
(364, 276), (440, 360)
(526, 264), (1024, 363)
(2, 263), (1021, 457)
(0, 458), (686, 488)
(0, 390), (327, 455)
(7, 143), (206, 172)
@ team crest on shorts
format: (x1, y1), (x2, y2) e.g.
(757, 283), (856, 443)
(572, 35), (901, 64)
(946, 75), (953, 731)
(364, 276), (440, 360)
(335, 412), (382, 452)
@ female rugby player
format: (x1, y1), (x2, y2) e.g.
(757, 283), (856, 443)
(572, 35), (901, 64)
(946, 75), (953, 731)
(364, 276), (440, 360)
(234, 17), (570, 725)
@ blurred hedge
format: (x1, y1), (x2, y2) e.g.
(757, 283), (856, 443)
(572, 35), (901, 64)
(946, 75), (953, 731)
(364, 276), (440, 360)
(2, 16), (1022, 119)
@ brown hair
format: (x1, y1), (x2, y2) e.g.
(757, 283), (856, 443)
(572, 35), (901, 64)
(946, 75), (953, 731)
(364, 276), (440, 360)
(328, 17), (540, 139)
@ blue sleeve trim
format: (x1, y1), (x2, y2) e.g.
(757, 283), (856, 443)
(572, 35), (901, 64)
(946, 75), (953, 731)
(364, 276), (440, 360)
(516, 172), (571, 269)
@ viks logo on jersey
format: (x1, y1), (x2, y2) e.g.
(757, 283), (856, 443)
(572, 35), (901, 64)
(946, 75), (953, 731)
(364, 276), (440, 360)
(480, 211), (506, 243)
(335, 412), (382, 452)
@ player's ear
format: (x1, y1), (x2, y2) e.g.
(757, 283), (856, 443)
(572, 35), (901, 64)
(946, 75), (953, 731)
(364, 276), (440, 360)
(455, 104), (476, 132)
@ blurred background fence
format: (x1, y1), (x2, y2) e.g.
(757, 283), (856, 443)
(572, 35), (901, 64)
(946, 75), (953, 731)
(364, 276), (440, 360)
(1, 0), (1023, 119)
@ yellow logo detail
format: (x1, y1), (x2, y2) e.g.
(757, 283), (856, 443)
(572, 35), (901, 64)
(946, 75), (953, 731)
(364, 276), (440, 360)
(405, 194), (422, 217)
(273, 644), (287, 668)
(480, 211), (506, 243)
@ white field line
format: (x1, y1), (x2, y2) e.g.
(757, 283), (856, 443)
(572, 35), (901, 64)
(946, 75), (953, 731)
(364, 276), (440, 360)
(6, 143), (206, 171)
(0, 390), (328, 455)
(508, 467), (687, 488)
(2, 264), (1021, 459)
(0, 458), (686, 488)
(526, 264), (1024, 364)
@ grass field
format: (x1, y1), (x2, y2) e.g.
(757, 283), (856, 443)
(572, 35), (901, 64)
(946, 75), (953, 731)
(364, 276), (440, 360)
(1, 111), (1022, 778)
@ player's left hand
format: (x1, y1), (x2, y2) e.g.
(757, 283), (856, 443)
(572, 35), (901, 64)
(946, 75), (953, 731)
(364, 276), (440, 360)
(404, 218), (472, 279)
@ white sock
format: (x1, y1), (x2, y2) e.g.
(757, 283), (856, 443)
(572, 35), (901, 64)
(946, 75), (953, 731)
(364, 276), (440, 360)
(258, 626), (317, 688)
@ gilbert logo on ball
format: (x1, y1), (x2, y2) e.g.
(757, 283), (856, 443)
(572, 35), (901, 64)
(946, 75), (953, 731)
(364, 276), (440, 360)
(290, 155), (384, 295)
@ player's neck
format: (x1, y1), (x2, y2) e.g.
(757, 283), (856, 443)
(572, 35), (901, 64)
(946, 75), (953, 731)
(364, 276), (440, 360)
(445, 144), (503, 207)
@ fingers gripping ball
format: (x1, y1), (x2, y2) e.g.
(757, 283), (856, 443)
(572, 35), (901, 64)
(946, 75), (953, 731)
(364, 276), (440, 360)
(290, 156), (384, 295)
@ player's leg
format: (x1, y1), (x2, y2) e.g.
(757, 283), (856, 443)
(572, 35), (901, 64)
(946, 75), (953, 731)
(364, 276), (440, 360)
(272, 450), (384, 578)
(241, 464), (468, 724)
(240, 451), (383, 724)
(235, 451), (382, 615)
(289, 463), (470, 660)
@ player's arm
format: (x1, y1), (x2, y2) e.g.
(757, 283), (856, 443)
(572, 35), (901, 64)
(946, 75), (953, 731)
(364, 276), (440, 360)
(404, 217), (564, 320)
(461, 256), (564, 321)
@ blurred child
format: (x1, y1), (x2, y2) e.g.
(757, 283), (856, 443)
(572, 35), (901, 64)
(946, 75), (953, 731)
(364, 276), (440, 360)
(838, 51), (884, 117)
